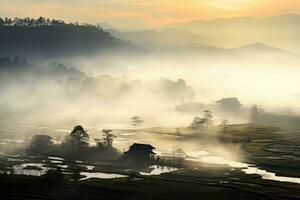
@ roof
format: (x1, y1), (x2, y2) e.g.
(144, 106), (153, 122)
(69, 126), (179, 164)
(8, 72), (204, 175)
(32, 135), (52, 139)
(129, 143), (155, 150)
(124, 143), (156, 155)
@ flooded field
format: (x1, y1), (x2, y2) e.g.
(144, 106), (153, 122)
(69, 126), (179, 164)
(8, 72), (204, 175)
(1, 122), (300, 200)
(79, 172), (128, 181)
(139, 165), (179, 175)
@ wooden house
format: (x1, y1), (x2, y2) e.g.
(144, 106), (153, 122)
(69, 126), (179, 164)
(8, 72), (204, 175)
(124, 143), (156, 159)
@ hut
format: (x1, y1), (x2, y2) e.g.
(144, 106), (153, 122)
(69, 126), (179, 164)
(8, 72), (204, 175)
(124, 143), (156, 159)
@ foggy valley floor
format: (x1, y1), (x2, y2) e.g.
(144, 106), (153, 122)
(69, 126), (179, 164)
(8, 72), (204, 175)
(1, 19), (300, 200)
(1, 7), (300, 200)
(0, 123), (300, 199)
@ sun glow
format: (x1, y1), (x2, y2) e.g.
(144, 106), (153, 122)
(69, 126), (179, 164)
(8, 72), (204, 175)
(0, 0), (300, 29)
(203, 0), (254, 10)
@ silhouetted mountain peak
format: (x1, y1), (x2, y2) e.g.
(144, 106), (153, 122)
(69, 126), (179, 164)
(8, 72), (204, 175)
(233, 43), (283, 53)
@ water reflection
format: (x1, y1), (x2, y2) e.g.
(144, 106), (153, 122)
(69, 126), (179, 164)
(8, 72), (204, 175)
(243, 167), (300, 184)
(78, 164), (95, 170)
(186, 151), (300, 184)
(79, 172), (128, 181)
(139, 165), (178, 175)
(13, 163), (50, 176)
(48, 156), (65, 161)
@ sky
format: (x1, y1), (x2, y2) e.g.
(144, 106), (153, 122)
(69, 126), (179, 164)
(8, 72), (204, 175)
(1, 0), (300, 29)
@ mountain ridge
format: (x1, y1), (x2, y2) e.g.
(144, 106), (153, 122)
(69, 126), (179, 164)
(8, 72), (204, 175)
(107, 28), (205, 47)
(162, 13), (300, 52)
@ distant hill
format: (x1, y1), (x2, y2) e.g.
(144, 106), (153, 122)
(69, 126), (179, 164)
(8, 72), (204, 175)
(107, 28), (244, 59)
(164, 14), (300, 52)
(230, 43), (297, 60)
(232, 43), (285, 54)
(0, 56), (86, 79)
(0, 18), (138, 58)
(107, 28), (205, 48)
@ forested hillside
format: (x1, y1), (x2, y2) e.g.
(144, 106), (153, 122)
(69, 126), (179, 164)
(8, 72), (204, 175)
(0, 17), (137, 58)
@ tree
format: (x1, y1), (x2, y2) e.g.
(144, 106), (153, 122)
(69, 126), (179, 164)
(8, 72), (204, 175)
(249, 105), (259, 123)
(221, 119), (228, 133)
(0, 18), (4, 26)
(46, 18), (51, 26)
(27, 18), (35, 27)
(51, 19), (65, 26)
(0, 17), (70, 27)
(30, 135), (53, 153)
(22, 17), (31, 26)
(131, 116), (144, 128)
(203, 110), (213, 127)
(189, 117), (206, 134)
(36, 17), (46, 26)
(13, 17), (23, 26)
(102, 129), (115, 148)
(215, 97), (242, 112)
(69, 125), (89, 147)
(4, 17), (12, 26)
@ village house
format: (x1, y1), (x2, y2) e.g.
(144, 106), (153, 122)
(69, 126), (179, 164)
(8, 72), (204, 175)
(124, 143), (156, 159)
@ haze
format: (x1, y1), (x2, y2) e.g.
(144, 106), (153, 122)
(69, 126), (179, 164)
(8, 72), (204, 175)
(1, 2), (300, 199)
(1, 0), (300, 29)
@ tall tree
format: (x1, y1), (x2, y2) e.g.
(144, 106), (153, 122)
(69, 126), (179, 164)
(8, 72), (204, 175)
(221, 119), (228, 133)
(131, 116), (144, 128)
(102, 129), (115, 148)
(36, 16), (46, 26)
(203, 110), (213, 127)
(4, 17), (12, 26)
(30, 135), (53, 153)
(189, 116), (206, 134)
(250, 105), (259, 123)
(0, 18), (4, 26)
(69, 125), (89, 147)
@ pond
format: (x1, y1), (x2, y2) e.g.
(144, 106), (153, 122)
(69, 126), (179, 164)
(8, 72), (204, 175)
(79, 172), (128, 181)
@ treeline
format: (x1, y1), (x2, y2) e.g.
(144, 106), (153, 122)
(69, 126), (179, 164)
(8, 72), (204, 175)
(0, 56), (28, 67)
(0, 56), (87, 84)
(28, 125), (119, 160)
(249, 105), (300, 126)
(0, 17), (139, 58)
(0, 16), (100, 31)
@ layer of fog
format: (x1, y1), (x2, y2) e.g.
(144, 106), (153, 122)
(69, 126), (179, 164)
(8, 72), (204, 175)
(1, 49), (300, 131)
(67, 50), (300, 108)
